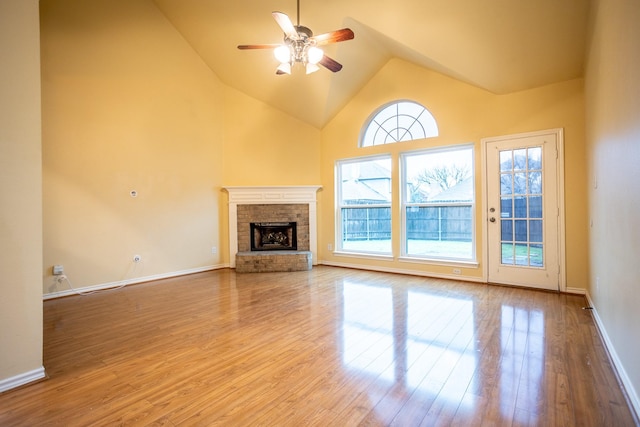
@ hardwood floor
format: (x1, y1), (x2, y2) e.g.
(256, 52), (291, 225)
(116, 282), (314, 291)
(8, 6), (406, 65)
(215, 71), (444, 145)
(1, 266), (637, 426)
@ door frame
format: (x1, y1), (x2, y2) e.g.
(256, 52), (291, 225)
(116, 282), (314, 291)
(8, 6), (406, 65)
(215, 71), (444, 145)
(481, 128), (566, 291)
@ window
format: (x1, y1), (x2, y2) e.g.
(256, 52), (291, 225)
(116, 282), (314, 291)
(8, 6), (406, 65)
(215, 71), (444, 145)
(499, 147), (543, 266)
(360, 101), (438, 147)
(401, 146), (475, 261)
(336, 156), (392, 254)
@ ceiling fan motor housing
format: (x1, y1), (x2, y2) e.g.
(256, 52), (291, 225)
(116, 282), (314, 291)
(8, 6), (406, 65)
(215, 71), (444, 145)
(294, 25), (313, 39)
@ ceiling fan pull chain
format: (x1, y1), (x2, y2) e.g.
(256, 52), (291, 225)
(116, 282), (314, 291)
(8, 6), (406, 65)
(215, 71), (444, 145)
(297, 0), (300, 27)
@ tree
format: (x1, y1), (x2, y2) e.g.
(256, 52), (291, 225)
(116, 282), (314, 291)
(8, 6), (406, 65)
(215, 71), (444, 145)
(416, 164), (471, 191)
(406, 164), (471, 203)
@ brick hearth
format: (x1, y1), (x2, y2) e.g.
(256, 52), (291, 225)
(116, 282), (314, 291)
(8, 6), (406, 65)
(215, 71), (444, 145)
(235, 250), (312, 273)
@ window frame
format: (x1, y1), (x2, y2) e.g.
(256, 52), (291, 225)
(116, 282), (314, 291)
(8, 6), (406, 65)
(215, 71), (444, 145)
(335, 154), (393, 257)
(359, 100), (438, 147)
(399, 144), (477, 264)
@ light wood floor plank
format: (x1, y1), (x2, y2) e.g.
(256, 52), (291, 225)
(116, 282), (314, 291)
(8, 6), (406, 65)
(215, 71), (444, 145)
(0, 266), (637, 426)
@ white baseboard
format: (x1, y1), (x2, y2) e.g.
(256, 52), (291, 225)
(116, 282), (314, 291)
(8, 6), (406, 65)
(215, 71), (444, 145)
(44, 263), (229, 300)
(319, 260), (485, 283)
(585, 292), (640, 421)
(565, 286), (587, 295)
(0, 367), (46, 393)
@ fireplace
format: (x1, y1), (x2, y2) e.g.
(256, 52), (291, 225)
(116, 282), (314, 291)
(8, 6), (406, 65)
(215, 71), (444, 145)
(222, 185), (321, 269)
(250, 222), (297, 251)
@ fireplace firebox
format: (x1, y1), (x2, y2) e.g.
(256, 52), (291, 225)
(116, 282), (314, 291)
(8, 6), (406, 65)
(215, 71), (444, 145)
(250, 222), (297, 251)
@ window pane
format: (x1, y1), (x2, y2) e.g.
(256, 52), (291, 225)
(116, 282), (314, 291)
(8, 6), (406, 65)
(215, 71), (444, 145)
(402, 146), (474, 260)
(514, 173), (527, 194)
(500, 151), (512, 171)
(530, 244), (543, 267)
(515, 220), (527, 242)
(397, 115), (419, 140)
(361, 101), (438, 147)
(514, 149), (527, 170)
(528, 171), (542, 194)
(338, 157), (392, 254)
(528, 147), (542, 170)
(405, 206), (473, 259)
(374, 104), (397, 125)
(361, 124), (379, 147)
(500, 173), (512, 195)
(529, 196), (542, 218)
(502, 243), (515, 265)
(514, 196), (527, 218)
(341, 207), (391, 252)
(515, 244), (529, 266)
(529, 220), (543, 243)
(404, 149), (473, 203)
(498, 146), (546, 269)
(379, 116), (401, 142)
(339, 158), (391, 206)
(500, 197), (513, 218)
(501, 220), (513, 241)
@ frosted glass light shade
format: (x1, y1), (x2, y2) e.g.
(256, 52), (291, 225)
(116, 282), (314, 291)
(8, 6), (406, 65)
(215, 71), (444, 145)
(307, 46), (323, 64)
(274, 45), (291, 63)
(305, 63), (320, 74)
(277, 62), (292, 74)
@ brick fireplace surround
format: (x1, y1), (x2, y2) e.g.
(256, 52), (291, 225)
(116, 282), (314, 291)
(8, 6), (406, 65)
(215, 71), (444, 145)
(223, 186), (321, 272)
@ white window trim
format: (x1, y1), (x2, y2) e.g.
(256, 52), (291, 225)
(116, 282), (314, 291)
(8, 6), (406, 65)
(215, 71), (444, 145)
(335, 154), (393, 255)
(359, 100), (438, 147)
(399, 144), (477, 263)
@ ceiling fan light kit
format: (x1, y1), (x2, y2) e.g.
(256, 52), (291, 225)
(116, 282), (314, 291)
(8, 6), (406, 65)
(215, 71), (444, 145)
(237, 0), (354, 75)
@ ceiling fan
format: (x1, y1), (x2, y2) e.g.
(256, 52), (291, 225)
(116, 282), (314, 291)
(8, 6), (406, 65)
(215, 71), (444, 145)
(237, 0), (354, 75)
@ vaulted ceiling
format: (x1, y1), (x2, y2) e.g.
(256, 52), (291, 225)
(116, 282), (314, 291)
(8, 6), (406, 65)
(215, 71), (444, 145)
(152, 0), (591, 128)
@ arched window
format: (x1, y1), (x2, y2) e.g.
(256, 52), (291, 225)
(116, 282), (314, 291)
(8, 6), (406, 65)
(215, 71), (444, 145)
(360, 100), (438, 147)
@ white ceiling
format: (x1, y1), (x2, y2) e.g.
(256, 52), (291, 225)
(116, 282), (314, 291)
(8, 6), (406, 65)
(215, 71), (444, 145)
(152, 0), (591, 128)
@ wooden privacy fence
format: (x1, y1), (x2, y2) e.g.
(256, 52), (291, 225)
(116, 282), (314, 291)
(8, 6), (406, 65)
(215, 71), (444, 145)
(342, 207), (391, 241)
(342, 205), (472, 241)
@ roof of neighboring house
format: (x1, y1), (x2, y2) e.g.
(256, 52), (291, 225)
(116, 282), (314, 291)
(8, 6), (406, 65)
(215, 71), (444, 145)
(428, 177), (473, 202)
(355, 162), (390, 181)
(341, 179), (391, 203)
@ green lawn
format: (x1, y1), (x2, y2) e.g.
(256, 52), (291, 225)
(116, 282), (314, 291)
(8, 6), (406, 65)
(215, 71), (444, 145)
(502, 243), (543, 267)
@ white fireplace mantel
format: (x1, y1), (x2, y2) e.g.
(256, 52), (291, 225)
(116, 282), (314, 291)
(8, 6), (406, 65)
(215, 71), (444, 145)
(223, 186), (322, 268)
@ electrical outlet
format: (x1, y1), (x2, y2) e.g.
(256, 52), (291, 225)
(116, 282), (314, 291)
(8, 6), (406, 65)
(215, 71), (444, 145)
(453, 268), (462, 275)
(211, 246), (217, 254)
(328, 243), (333, 251)
(133, 255), (141, 263)
(53, 265), (64, 275)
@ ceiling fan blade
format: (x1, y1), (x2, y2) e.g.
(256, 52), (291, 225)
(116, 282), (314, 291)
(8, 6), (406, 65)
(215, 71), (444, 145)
(312, 28), (354, 45)
(319, 55), (343, 73)
(238, 44), (280, 50)
(272, 11), (299, 40)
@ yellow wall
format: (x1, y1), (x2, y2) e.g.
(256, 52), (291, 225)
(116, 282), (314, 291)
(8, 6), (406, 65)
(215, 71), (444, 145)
(222, 86), (321, 186)
(0, 0), (44, 386)
(320, 59), (587, 288)
(40, 0), (321, 295)
(585, 0), (640, 407)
